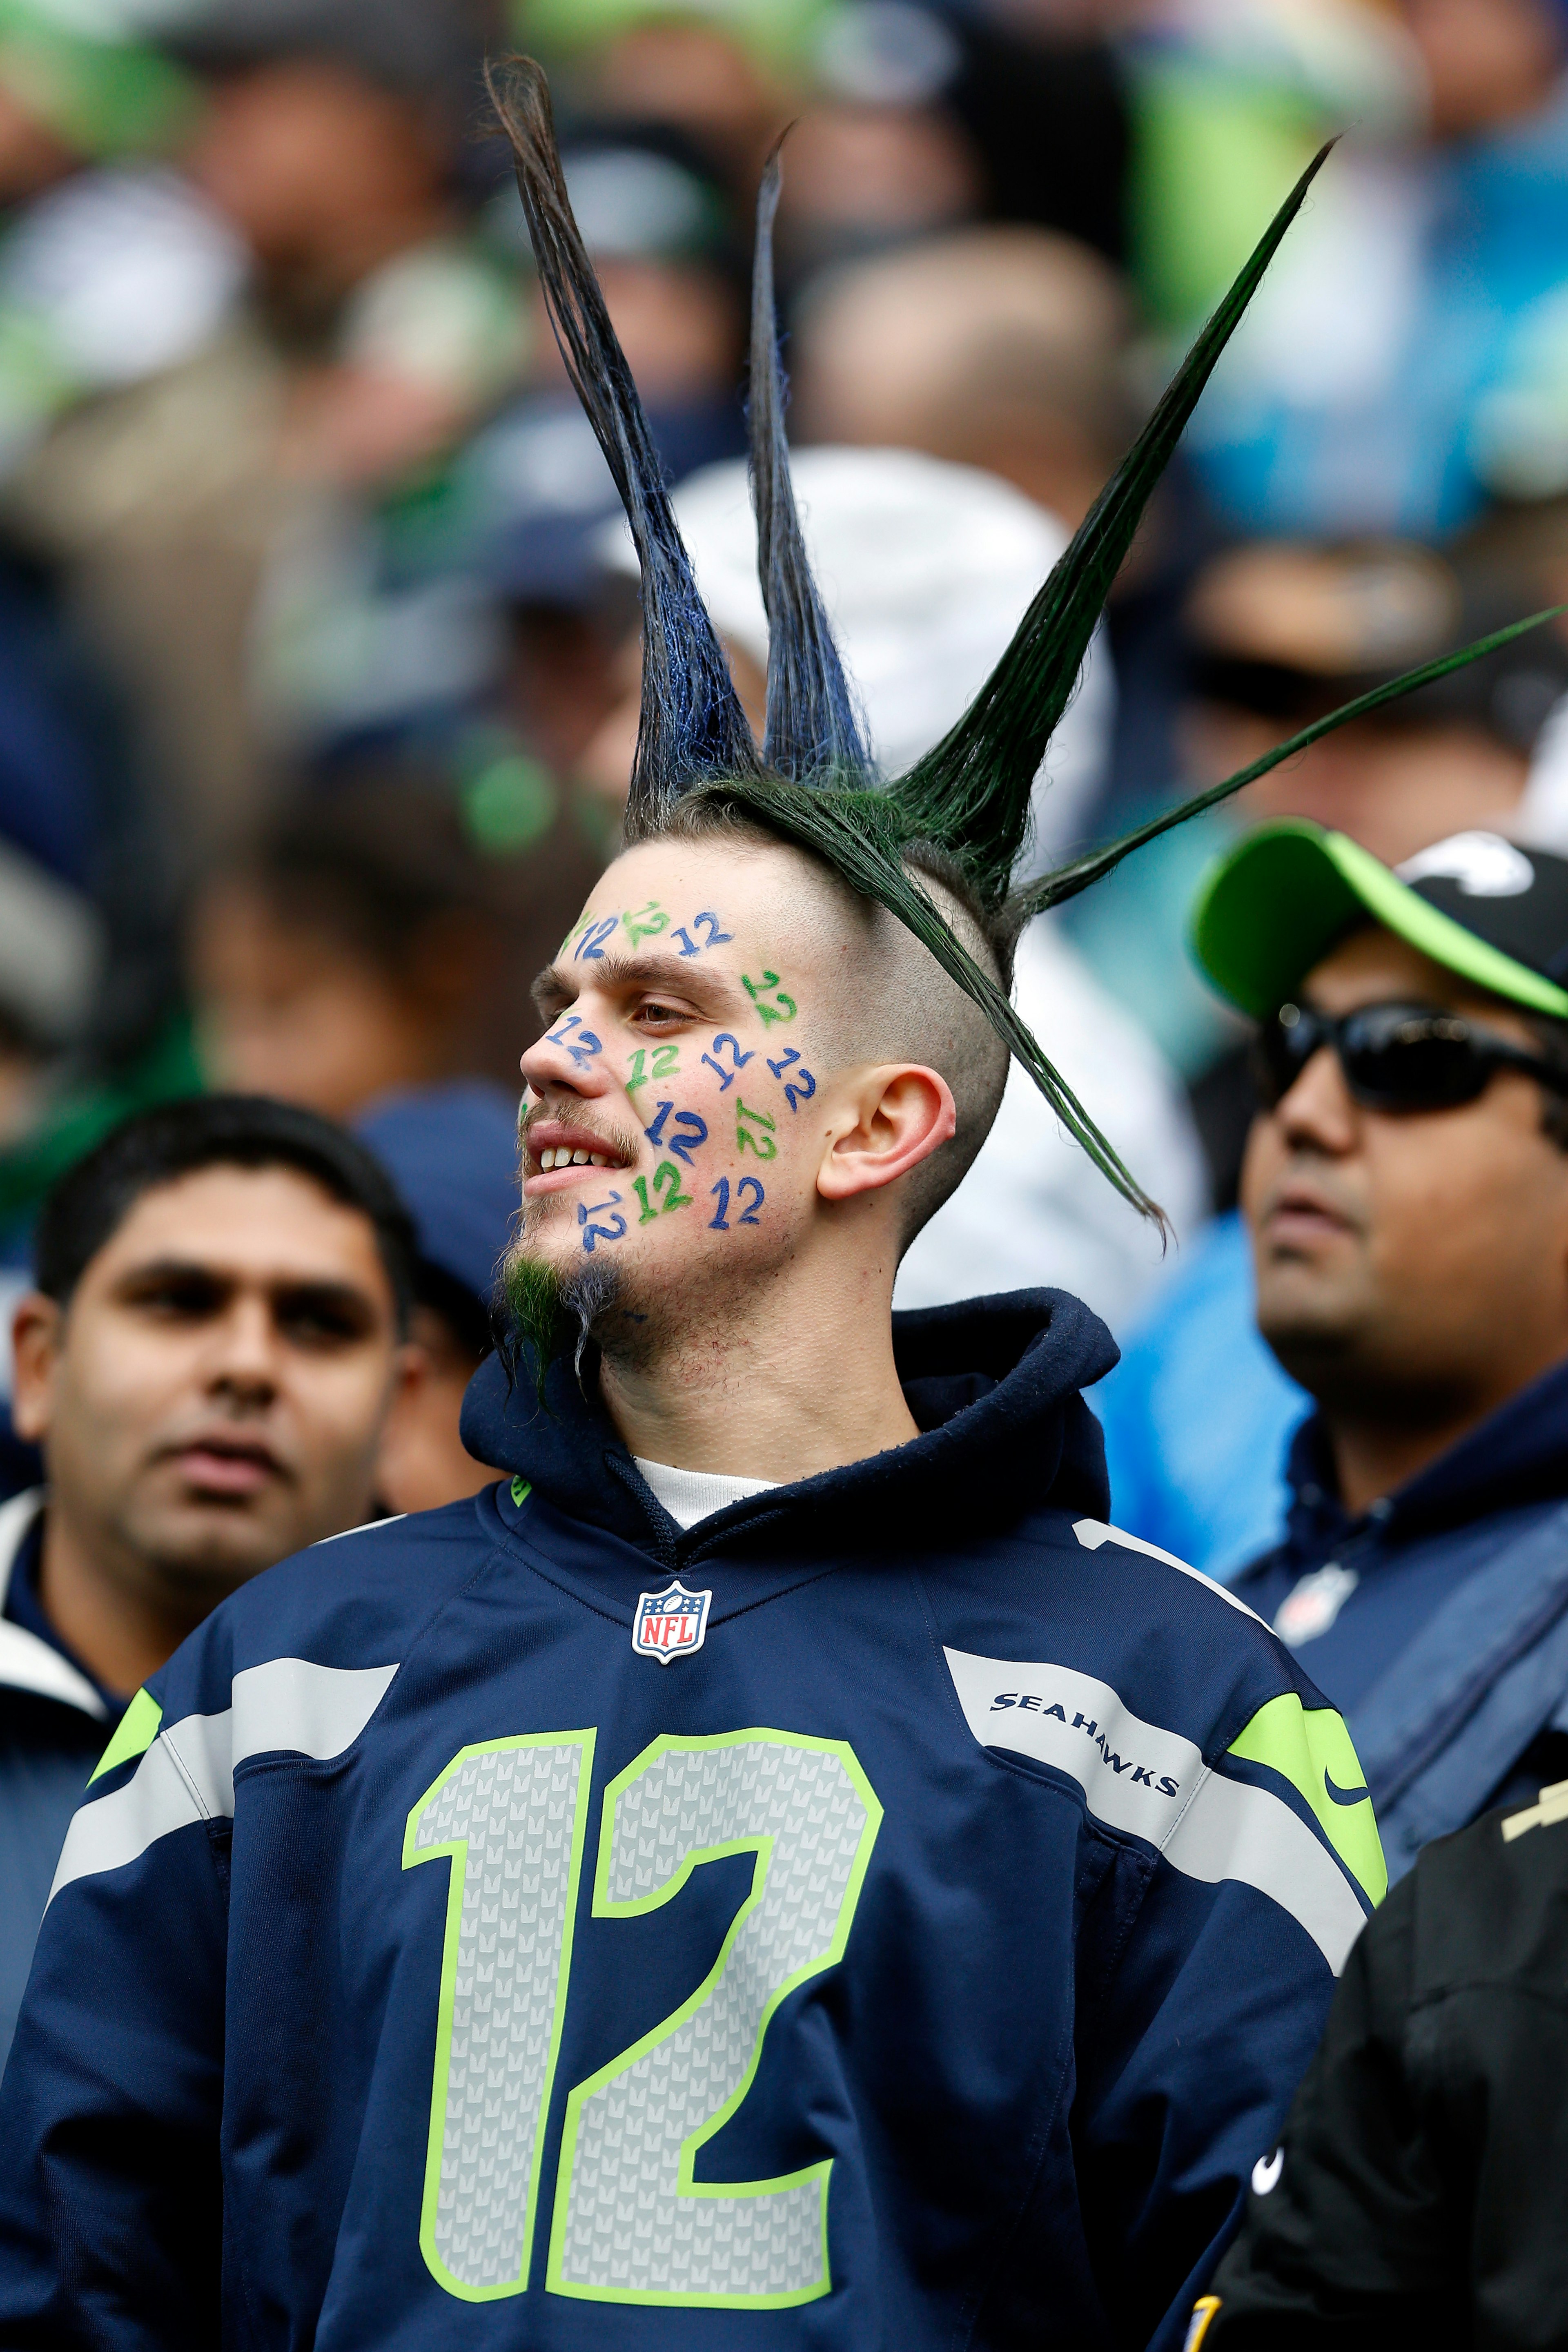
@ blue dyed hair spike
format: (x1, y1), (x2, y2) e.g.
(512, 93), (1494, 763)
(484, 56), (762, 829)
(748, 136), (873, 787)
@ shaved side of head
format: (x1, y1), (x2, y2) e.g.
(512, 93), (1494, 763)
(651, 801), (1011, 1244)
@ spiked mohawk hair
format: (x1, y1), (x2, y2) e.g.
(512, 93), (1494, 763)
(488, 57), (1557, 1222)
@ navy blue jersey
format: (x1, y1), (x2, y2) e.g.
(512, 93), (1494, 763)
(0, 1293), (1383, 2351)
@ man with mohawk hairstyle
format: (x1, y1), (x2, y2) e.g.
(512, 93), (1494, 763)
(0, 61), (1552, 2352)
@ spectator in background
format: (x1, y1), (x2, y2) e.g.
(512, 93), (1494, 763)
(539, 13), (788, 197)
(0, 0), (214, 493)
(767, 95), (982, 283)
(1067, 537), (1568, 1086)
(1184, 819), (1568, 1882)
(0, 2), (176, 210)
(488, 519), (635, 803)
(1133, 0), (1568, 540)
(786, 214), (1208, 820)
(536, 1), (1131, 270)
(356, 1080), (514, 1515)
(1093, 542), (1568, 1576)
(791, 222), (1135, 543)
(934, 0), (1132, 264)
(0, 22), (526, 865)
(0, 1094), (416, 2067)
(1193, 1784), (1568, 2349)
(1185, 537), (1568, 1171)
(591, 445), (1208, 1329)
(1185, 540), (1564, 868)
(188, 38), (528, 789)
(188, 775), (602, 1121)
(0, 9), (226, 1196)
(185, 51), (517, 468)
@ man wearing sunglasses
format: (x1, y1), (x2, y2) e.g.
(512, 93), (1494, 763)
(1191, 818), (1568, 1883)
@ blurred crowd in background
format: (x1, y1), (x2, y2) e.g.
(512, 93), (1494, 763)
(0, 0), (1566, 1565)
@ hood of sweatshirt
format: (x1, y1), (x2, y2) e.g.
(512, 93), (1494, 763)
(460, 1288), (1117, 1569)
(1279, 1350), (1568, 1568)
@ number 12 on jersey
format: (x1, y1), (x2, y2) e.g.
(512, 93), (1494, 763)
(404, 1728), (882, 2312)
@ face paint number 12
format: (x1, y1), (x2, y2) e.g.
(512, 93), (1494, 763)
(405, 1730), (881, 2310)
(578, 1193), (626, 1251)
(709, 1177), (764, 1229)
(626, 1045), (678, 1096)
(633, 1163), (693, 1222)
(547, 1014), (601, 1069)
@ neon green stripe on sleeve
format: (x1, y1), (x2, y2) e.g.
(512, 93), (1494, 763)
(1229, 1693), (1387, 1906)
(89, 1686), (162, 1784)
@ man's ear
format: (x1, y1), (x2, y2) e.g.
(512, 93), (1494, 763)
(816, 1065), (957, 1204)
(10, 1292), (63, 1445)
(381, 1336), (426, 1441)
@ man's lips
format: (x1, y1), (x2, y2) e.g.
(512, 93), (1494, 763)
(164, 1439), (283, 1498)
(1260, 1182), (1358, 1250)
(522, 1117), (632, 1196)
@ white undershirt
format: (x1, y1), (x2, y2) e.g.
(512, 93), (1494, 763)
(634, 1457), (780, 1531)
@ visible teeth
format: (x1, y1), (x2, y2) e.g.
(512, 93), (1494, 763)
(537, 1144), (607, 1171)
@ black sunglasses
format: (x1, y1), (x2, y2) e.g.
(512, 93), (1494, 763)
(1251, 999), (1568, 1113)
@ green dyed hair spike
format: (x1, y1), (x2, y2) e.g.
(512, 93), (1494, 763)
(490, 64), (1559, 1226)
(1023, 606), (1568, 916)
(888, 141), (1336, 909)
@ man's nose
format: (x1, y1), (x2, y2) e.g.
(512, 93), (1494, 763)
(207, 1297), (283, 1403)
(520, 1016), (617, 1101)
(1274, 1041), (1359, 1154)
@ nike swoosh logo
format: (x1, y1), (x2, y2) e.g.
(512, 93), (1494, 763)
(1324, 1771), (1370, 1806)
(1252, 2147), (1283, 2196)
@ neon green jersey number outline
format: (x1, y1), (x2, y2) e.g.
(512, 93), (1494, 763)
(547, 1729), (882, 2309)
(403, 1730), (596, 2301)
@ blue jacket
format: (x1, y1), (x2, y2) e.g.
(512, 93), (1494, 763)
(1234, 1355), (1568, 1883)
(0, 1489), (116, 2071)
(0, 1293), (1381, 2352)
(1093, 1214), (1307, 1583)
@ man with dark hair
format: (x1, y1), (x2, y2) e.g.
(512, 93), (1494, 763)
(0, 1094), (416, 2065)
(1193, 821), (1568, 1879)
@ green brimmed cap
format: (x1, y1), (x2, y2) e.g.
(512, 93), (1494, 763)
(1191, 818), (1568, 1021)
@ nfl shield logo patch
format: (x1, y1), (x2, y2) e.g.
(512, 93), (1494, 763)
(632, 1577), (712, 1665)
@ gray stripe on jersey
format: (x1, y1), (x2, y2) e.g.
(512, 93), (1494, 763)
(49, 1657), (399, 1905)
(943, 1647), (1366, 1973)
(1072, 1517), (1270, 1627)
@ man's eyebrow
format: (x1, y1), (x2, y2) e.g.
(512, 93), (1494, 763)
(271, 1277), (377, 1307)
(531, 951), (734, 1008)
(113, 1259), (374, 1311)
(113, 1257), (231, 1295)
(270, 1278), (381, 1328)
